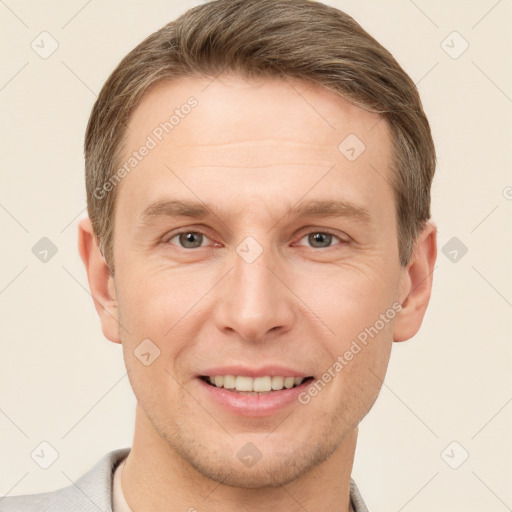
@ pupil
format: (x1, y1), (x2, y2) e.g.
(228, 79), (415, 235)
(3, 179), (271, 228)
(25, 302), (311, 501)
(310, 233), (331, 248)
(181, 232), (202, 248)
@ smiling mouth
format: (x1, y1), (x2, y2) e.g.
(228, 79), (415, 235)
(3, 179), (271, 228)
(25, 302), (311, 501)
(200, 375), (314, 394)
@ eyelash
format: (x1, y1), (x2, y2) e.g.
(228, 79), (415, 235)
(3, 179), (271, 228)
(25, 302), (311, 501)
(165, 228), (348, 249)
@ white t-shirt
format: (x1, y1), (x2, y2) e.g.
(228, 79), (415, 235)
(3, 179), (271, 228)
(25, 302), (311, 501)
(112, 458), (133, 512)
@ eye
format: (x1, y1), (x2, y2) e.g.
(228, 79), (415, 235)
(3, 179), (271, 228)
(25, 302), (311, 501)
(296, 230), (347, 249)
(167, 230), (210, 249)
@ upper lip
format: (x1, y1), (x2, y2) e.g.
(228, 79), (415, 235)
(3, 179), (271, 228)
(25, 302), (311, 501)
(198, 365), (311, 378)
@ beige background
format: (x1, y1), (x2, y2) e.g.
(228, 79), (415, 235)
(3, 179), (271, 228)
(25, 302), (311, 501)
(1, 0), (511, 510)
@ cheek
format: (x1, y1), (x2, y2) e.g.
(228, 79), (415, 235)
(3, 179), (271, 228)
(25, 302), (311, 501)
(294, 259), (400, 339)
(117, 264), (197, 331)
(117, 273), (190, 406)
(294, 260), (399, 401)
(115, 263), (216, 379)
(321, 317), (394, 419)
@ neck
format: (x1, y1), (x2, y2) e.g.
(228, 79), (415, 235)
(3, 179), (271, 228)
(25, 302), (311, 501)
(122, 403), (358, 512)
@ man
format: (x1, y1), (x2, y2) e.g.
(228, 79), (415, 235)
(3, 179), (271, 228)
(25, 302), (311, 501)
(2, 0), (436, 510)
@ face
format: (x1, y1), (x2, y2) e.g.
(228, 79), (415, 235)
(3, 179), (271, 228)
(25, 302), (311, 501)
(106, 75), (408, 487)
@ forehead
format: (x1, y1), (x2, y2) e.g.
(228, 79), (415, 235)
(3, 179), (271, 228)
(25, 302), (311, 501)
(117, 75), (394, 222)
(124, 74), (390, 156)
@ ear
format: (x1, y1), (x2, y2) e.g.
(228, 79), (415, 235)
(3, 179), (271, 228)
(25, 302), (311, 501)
(78, 217), (121, 344)
(393, 222), (437, 342)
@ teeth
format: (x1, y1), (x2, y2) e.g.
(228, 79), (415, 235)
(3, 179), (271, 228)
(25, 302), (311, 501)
(271, 376), (284, 390)
(284, 377), (295, 389)
(253, 376), (272, 392)
(205, 375), (305, 392)
(235, 376), (252, 391)
(223, 375), (236, 389)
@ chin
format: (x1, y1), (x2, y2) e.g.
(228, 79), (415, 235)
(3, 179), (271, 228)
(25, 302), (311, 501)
(186, 453), (318, 489)
(165, 427), (343, 489)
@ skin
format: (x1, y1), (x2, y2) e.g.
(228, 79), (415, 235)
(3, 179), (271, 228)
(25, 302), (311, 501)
(79, 75), (437, 512)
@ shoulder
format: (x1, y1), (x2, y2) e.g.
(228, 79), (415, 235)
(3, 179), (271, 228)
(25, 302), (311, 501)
(0, 448), (130, 512)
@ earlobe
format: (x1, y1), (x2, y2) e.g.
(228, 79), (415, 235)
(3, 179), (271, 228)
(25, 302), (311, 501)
(78, 218), (121, 344)
(393, 222), (437, 342)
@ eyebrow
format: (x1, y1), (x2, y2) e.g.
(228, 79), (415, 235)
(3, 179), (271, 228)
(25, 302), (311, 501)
(290, 200), (371, 222)
(138, 198), (372, 226)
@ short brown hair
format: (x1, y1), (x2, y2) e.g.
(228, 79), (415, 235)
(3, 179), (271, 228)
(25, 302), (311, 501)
(85, 0), (435, 272)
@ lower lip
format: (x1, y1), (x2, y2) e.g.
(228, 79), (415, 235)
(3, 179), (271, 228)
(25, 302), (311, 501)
(196, 377), (312, 417)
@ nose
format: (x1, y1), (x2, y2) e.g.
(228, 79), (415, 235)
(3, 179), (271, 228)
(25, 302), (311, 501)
(213, 244), (297, 342)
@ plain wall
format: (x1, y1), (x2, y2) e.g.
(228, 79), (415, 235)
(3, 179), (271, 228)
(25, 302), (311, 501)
(1, 1), (511, 510)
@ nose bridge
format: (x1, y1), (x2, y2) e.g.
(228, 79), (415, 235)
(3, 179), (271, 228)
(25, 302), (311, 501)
(234, 243), (276, 309)
(214, 237), (295, 340)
